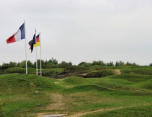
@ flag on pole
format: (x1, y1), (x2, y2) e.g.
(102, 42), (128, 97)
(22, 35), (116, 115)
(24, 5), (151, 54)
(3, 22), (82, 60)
(28, 33), (36, 52)
(6, 23), (25, 44)
(34, 34), (40, 47)
(6, 22), (28, 74)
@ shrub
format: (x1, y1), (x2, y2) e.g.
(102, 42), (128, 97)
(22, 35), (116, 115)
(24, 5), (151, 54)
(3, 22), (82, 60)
(115, 61), (125, 66)
(0, 108), (5, 117)
(91, 61), (105, 66)
(0, 103), (6, 117)
(78, 62), (91, 67)
(42, 68), (64, 76)
(58, 61), (72, 68)
(5, 67), (25, 73)
(84, 69), (114, 78)
(122, 68), (152, 75)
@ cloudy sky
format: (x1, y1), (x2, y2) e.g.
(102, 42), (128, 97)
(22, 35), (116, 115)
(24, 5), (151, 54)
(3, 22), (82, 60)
(0, 0), (152, 65)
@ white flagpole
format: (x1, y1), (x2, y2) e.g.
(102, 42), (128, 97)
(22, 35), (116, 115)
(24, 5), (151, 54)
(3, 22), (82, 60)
(40, 33), (42, 76)
(24, 20), (28, 75)
(36, 47), (38, 75)
(35, 29), (38, 75)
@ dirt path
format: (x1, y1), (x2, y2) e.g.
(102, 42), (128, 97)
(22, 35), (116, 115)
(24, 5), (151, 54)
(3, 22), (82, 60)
(36, 93), (66, 117)
(46, 93), (65, 111)
(113, 69), (121, 75)
(67, 103), (152, 117)
(36, 94), (151, 117)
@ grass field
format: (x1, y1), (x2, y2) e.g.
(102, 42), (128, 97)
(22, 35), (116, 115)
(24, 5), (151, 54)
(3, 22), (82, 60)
(1, 66), (152, 117)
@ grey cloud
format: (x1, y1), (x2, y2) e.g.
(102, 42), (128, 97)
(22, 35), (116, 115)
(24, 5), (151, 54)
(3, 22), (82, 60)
(0, 0), (152, 65)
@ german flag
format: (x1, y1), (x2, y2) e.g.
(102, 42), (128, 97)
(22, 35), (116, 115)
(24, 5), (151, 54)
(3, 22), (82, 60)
(28, 33), (36, 52)
(34, 34), (40, 47)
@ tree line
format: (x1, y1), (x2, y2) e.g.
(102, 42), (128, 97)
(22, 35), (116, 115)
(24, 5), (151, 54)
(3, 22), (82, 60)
(0, 58), (139, 70)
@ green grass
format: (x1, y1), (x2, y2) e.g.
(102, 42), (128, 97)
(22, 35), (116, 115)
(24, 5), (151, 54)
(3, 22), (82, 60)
(1, 69), (152, 117)
(59, 73), (152, 115)
(83, 105), (152, 117)
(0, 74), (61, 117)
(121, 66), (152, 75)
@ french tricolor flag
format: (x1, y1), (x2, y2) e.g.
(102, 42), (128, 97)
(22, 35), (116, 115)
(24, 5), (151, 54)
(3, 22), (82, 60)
(6, 23), (25, 44)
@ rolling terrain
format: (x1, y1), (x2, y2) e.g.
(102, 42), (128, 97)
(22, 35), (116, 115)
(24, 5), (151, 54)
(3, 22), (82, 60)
(1, 65), (152, 117)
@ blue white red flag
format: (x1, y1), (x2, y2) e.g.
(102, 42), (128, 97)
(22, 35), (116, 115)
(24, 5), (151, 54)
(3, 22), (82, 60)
(6, 23), (25, 44)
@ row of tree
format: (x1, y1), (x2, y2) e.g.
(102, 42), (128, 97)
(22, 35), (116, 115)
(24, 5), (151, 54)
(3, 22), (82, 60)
(0, 58), (140, 70)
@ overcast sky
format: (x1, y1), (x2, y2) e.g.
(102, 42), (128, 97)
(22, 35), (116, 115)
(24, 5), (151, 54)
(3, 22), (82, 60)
(0, 0), (152, 65)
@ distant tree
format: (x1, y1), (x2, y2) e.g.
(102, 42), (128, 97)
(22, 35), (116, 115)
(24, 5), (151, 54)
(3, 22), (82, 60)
(9, 62), (17, 67)
(59, 61), (72, 68)
(126, 62), (137, 66)
(149, 63), (152, 66)
(0, 62), (17, 70)
(115, 61), (125, 66)
(27, 61), (34, 68)
(1, 63), (10, 69)
(48, 58), (58, 65)
(106, 62), (114, 66)
(91, 61), (105, 66)
(17, 61), (26, 68)
(78, 62), (91, 67)
(42, 58), (59, 68)
(41, 60), (48, 68)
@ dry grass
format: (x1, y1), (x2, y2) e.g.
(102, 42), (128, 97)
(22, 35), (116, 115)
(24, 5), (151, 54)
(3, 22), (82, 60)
(36, 93), (67, 117)
(46, 93), (65, 111)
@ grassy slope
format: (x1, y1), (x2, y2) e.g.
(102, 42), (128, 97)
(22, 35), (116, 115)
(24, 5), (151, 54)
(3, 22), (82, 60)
(62, 75), (152, 114)
(0, 74), (60, 117)
(83, 105), (152, 117)
(1, 67), (152, 117)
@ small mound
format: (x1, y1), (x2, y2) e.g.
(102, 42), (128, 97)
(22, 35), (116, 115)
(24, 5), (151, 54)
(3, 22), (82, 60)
(135, 79), (152, 89)
(83, 105), (152, 117)
(122, 68), (152, 75)
(111, 74), (152, 82)
(64, 76), (88, 85)
(0, 74), (58, 91)
(96, 77), (133, 89)
(64, 84), (111, 93)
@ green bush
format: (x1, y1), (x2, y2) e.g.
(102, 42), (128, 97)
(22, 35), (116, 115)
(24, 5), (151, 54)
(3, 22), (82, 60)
(0, 69), (4, 74)
(42, 68), (64, 76)
(0, 109), (5, 117)
(5, 67), (25, 73)
(0, 103), (6, 117)
(84, 69), (114, 78)
(122, 68), (152, 75)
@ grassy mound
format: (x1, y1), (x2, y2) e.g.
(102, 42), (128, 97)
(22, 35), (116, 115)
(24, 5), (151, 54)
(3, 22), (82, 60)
(134, 79), (152, 89)
(64, 85), (111, 93)
(0, 74), (60, 117)
(111, 74), (152, 82)
(121, 67), (152, 75)
(83, 105), (152, 117)
(63, 76), (90, 85)
(0, 74), (58, 91)
(1, 71), (152, 117)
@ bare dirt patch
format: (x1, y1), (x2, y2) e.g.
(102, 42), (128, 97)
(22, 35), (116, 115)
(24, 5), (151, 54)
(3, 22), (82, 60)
(46, 93), (65, 111)
(36, 93), (67, 117)
(113, 69), (121, 75)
